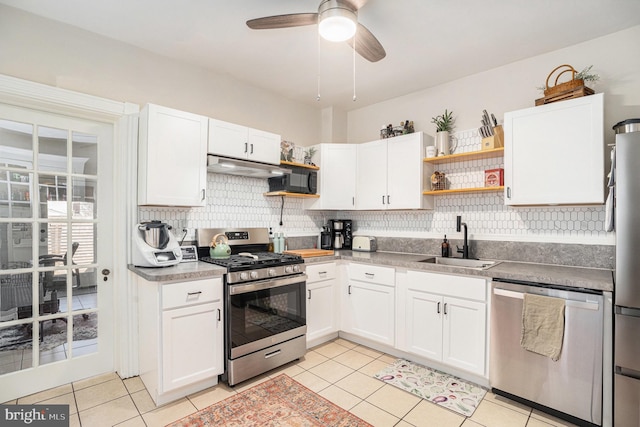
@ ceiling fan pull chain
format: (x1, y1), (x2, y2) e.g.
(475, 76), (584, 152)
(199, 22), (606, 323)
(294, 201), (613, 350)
(317, 32), (321, 101)
(352, 31), (357, 102)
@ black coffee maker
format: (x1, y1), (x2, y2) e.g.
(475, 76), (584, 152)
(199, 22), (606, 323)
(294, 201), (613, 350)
(326, 219), (352, 250)
(320, 225), (332, 250)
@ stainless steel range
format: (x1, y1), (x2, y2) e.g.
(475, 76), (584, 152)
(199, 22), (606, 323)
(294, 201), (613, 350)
(196, 228), (307, 386)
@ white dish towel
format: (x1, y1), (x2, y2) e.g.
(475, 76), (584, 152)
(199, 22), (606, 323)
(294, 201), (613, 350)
(605, 146), (615, 232)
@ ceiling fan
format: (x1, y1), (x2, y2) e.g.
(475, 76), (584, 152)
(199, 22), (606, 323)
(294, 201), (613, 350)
(246, 0), (386, 62)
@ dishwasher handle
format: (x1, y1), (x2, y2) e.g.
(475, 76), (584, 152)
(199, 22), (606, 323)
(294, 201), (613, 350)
(493, 287), (600, 311)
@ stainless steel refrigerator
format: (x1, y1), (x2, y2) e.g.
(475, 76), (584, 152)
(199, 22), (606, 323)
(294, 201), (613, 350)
(614, 118), (640, 426)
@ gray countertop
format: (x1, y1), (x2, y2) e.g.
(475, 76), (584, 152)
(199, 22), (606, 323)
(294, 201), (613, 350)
(128, 261), (226, 282)
(304, 250), (614, 292)
(128, 250), (613, 292)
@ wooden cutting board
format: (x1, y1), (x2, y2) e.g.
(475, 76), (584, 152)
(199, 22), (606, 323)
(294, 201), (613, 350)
(284, 248), (335, 258)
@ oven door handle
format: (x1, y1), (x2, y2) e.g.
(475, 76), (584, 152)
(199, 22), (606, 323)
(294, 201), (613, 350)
(229, 274), (307, 295)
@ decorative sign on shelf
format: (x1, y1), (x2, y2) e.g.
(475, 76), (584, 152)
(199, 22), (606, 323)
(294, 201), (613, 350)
(380, 120), (414, 139)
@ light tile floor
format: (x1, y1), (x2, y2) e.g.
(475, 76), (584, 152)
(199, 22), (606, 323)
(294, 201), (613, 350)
(4, 338), (578, 427)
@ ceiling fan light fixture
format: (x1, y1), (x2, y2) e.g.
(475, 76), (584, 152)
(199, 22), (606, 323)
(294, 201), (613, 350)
(318, 2), (357, 42)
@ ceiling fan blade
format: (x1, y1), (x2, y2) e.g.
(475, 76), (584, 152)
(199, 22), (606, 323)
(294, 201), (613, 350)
(246, 13), (318, 30)
(349, 23), (386, 62)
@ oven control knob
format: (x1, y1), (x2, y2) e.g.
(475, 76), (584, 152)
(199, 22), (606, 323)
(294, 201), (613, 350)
(293, 265), (300, 272)
(268, 269), (277, 277)
(240, 272), (249, 281)
(285, 266), (293, 274)
(250, 271), (259, 279)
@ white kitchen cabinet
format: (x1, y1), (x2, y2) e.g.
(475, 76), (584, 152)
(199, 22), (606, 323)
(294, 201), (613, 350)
(305, 143), (357, 210)
(504, 93), (604, 205)
(138, 276), (224, 405)
(342, 263), (395, 346)
(306, 262), (339, 345)
(400, 271), (487, 376)
(208, 118), (280, 165)
(356, 132), (434, 210)
(138, 103), (208, 206)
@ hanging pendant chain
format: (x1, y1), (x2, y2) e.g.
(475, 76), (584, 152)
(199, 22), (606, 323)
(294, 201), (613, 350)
(352, 31), (357, 102)
(317, 32), (321, 102)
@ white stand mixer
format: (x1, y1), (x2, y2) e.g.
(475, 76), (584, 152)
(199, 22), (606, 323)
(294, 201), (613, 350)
(132, 221), (182, 267)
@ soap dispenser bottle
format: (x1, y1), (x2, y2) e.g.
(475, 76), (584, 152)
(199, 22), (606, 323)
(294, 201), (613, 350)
(441, 235), (450, 257)
(268, 227), (274, 252)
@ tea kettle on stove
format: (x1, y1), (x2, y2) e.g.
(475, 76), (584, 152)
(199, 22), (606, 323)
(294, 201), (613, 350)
(210, 233), (231, 259)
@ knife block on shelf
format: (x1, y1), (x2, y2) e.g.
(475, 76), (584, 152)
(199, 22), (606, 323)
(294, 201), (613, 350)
(481, 125), (504, 150)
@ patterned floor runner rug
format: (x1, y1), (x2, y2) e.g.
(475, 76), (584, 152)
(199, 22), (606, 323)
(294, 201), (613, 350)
(167, 374), (372, 427)
(374, 359), (487, 417)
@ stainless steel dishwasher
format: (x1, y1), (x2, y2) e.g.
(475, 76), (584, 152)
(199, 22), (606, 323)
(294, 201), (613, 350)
(490, 279), (605, 426)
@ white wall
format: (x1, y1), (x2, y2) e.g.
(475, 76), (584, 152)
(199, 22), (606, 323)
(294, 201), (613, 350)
(347, 26), (640, 144)
(1, 5), (634, 245)
(0, 5), (320, 145)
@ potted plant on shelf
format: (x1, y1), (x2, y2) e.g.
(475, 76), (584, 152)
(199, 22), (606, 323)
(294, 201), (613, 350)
(431, 109), (455, 156)
(304, 147), (317, 165)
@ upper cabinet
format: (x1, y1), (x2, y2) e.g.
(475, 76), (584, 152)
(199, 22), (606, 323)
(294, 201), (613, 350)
(305, 143), (357, 210)
(356, 132), (434, 210)
(208, 119), (280, 165)
(138, 104), (208, 207)
(504, 94), (604, 205)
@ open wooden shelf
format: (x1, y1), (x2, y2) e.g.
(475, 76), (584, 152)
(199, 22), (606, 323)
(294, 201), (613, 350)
(423, 147), (504, 164)
(423, 186), (504, 196)
(264, 191), (320, 198)
(280, 161), (319, 170)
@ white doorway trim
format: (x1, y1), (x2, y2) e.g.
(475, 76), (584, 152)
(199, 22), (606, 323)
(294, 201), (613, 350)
(0, 74), (140, 379)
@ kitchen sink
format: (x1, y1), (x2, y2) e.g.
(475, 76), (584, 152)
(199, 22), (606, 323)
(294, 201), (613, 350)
(417, 257), (500, 270)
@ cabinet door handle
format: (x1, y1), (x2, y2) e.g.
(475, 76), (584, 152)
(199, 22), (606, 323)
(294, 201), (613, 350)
(437, 301), (441, 314)
(216, 308), (221, 321)
(244, 142), (248, 153)
(444, 302), (448, 315)
(187, 291), (202, 296)
(365, 272), (375, 278)
(201, 189), (206, 201)
(348, 285), (352, 295)
(352, 196), (355, 206)
(318, 271), (327, 275)
(382, 195), (385, 204)
(387, 195), (390, 205)
(308, 289), (312, 300)
(507, 187), (511, 199)
(250, 143), (254, 154)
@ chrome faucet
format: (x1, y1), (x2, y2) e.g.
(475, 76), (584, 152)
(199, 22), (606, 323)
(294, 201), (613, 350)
(456, 215), (470, 259)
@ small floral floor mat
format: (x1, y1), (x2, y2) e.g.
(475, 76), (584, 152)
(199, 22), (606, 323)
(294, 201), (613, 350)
(374, 359), (487, 417)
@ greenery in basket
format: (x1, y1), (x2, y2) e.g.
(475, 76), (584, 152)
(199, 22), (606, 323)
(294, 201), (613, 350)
(431, 109), (455, 133)
(575, 65), (600, 84)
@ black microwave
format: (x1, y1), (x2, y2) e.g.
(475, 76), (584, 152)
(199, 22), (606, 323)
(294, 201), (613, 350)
(268, 166), (317, 194)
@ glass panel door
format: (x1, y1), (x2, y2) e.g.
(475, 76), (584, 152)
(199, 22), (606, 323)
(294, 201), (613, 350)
(0, 104), (113, 398)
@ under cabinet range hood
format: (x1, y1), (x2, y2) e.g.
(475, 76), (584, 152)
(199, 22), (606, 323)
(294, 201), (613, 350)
(207, 154), (291, 178)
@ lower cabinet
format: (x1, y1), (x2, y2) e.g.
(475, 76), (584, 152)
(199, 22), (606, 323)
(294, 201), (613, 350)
(400, 270), (487, 376)
(306, 262), (339, 345)
(342, 263), (395, 346)
(138, 276), (224, 405)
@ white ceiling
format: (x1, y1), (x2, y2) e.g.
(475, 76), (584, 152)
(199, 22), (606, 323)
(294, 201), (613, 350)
(2, 0), (640, 111)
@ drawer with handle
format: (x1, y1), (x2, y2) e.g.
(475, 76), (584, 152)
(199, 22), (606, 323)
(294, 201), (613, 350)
(306, 263), (337, 283)
(162, 278), (223, 310)
(348, 263), (394, 286)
